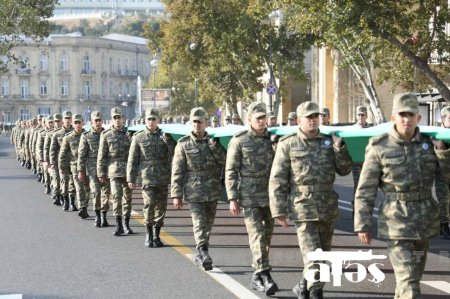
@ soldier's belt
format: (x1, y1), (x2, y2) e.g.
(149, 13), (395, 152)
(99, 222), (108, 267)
(108, 157), (126, 162)
(141, 159), (167, 166)
(385, 191), (431, 201)
(292, 184), (334, 193)
(187, 170), (217, 176)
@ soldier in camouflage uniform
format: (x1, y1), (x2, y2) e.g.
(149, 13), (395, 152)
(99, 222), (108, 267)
(226, 102), (278, 295)
(351, 105), (372, 217)
(78, 111), (111, 227)
(97, 107), (133, 236)
(172, 107), (227, 271)
(44, 113), (63, 205)
(127, 108), (175, 248)
(287, 112), (297, 126)
(23, 119), (36, 169)
(355, 93), (450, 299)
(59, 114), (88, 218)
(37, 116), (55, 195)
(18, 121), (28, 167)
(319, 108), (331, 126)
(50, 111), (76, 211)
(31, 114), (44, 178)
(269, 101), (352, 299)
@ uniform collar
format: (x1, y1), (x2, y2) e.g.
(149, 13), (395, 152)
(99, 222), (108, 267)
(297, 127), (322, 140)
(391, 125), (422, 144)
(248, 126), (269, 138)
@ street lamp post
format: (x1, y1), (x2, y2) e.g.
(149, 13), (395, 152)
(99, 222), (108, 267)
(194, 77), (199, 107)
(150, 59), (158, 108)
(268, 10), (280, 114)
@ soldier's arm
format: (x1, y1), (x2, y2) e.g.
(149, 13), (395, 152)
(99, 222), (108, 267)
(434, 146), (450, 184)
(209, 138), (227, 167)
(171, 143), (186, 199)
(77, 134), (88, 173)
(434, 174), (449, 223)
(163, 133), (176, 165)
(126, 137), (140, 184)
(97, 133), (108, 178)
(49, 135), (58, 166)
(333, 142), (353, 176)
(225, 137), (241, 201)
(268, 140), (291, 218)
(36, 134), (44, 162)
(58, 137), (69, 172)
(43, 135), (51, 162)
(354, 143), (381, 234)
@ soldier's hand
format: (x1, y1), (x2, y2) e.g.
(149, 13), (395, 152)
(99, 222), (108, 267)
(128, 182), (136, 189)
(208, 137), (218, 147)
(430, 137), (447, 150)
(99, 176), (107, 183)
(277, 216), (289, 228)
(229, 199), (240, 216)
(78, 171), (86, 182)
(358, 232), (372, 245)
(173, 197), (183, 209)
(163, 133), (171, 139)
(332, 133), (343, 148)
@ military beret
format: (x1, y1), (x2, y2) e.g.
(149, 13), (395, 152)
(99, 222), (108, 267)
(287, 112), (297, 120)
(73, 114), (83, 122)
(356, 106), (368, 115)
(111, 107), (123, 117)
(62, 111), (72, 118)
(247, 102), (267, 118)
(190, 107), (208, 121)
(145, 108), (160, 119)
(297, 101), (320, 117)
(91, 111), (102, 120)
(392, 93), (419, 115)
(320, 107), (330, 115)
(46, 115), (54, 122)
(54, 113), (63, 121)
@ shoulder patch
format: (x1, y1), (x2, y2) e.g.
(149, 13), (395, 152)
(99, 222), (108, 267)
(101, 128), (111, 135)
(369, 133), (388, 145)
(279, 132), (296, 142)
(82, 131), (90, 136)
(234, 130), (248, 137)
(133, 130), (145, 136)
(177, 135), (190, 143)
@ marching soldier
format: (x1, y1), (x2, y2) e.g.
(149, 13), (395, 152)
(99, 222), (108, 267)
(171, 107), (226, 271)
(97, 107), (133, 236)
(269, 101), (352, 299)
(59, 114), (88, 218)
(44, 113), (63, 205)
(37, 116), (55, 194)
(355, 93), (450, 299)
(226, 102), (278, 295)
(127, 108), (175, 247)
(287, 112), (297, 126)
(78, 111), (111, 227)
(319, 107), (331, 126)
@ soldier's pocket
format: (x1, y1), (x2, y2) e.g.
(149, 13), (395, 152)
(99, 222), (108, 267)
(290, 150), (309, 176)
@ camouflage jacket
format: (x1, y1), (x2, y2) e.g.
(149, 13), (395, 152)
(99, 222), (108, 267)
(43, 128), (57, 163)
(269, 128), (353, 222)
(59, 129), (84, 174)
(77, 127), (104, 177)
(36, 128), (49, 162)
(355, 127), (450, 240)
(225, 128), (274, 207)
(171, 131), (227, 203)
(97, 126), (130, 179)
(127, 127), (175, 187)
(49, 126), (73, 167)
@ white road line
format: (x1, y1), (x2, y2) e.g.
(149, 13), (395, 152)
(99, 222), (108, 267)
(421, 281), (450, 294)
(185, 254), (261, 299)
(0, 295), (23, 299)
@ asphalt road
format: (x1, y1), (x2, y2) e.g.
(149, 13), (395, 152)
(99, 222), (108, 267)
(0, 134), (449, 299)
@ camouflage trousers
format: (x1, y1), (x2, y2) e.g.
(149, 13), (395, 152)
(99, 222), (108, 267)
(387, 239), (429, 299)
(110, 177), (132, 217)
(49, 166), (60, 196)
(189, 201), (217, 249)
(295, 220), (335, 292)
(243, 206), (274, 273)
(88, 176), (110, 212)
(142, 184), (168, 226)
(352, 163), (363, 199)
(42, 163), (50, 186)
(60, 171), (75, 197)
(72, 172), (89, 209)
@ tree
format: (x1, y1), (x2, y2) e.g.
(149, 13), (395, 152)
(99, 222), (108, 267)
(278, 0), (450, 106)
(0, 0), (57, 72)
(145, 0), (313, 116)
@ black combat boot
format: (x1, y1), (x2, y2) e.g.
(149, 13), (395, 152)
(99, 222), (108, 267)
(53, 195), (62, 206)
(113, 216), (124, 236)
(26, 161), (31, 169)
(62, 196), (70, 211)
(21, 160), (25, 167)
(195, 245), (213, 271)
(78, 207), (89, 219)
(94, 210), (101, 227)
(101, 211), (109, 227)
(153, 224), (164, 247)
(260, 270), (279, 296)
(293, 277), (309, 299)
(69, 196), (78, 211)
(36, 172), (42, 182)
(145, 225), (154, 248)
(123, 216), (134, 234)
(32, 167), (37, 174)
(250, 272), (265, 292)
(45, 184), (51, 194)
(310, 288), (323, 299)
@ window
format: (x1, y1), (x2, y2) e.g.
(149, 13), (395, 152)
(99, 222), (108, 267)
(40, 80), (48, 95)
(3, 112), (11, 123)
(39, 52), (48, 71)
(20, 80), (29, 99)
(60, 53), (69, 71)
(83, 53), (90, 72)
(83, 81), (91, 99)
(1, 80), (9, 96)
(20, 109), (30, 120)
(38, 108), (50, 116)
(61, 80), (69, 96)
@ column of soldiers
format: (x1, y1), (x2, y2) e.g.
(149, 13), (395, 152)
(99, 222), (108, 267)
(9, 95), (450, 299)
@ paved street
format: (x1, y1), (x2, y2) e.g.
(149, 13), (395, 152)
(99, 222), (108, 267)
(0, 134), (449, 299)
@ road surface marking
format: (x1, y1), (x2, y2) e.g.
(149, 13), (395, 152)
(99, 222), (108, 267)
(421, 281), (450, 294)
(0, 295), (22, 299)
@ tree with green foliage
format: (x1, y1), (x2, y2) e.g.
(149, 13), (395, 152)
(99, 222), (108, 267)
(0, 0), (57, 72)
(145, 0), (313, 116)
(278, 0), (450, 106)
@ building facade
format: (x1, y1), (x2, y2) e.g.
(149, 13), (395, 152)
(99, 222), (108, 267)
(0, 33), (151, 123)
(55, 0), (164, 17)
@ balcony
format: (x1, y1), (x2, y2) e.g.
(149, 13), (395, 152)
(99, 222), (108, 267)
(78, 94), (99, 102)
(81, 69), (96, 76)
(118, 70), (138, 77)
(15, 68), (31, 76)
(12, 94), (32, 101)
